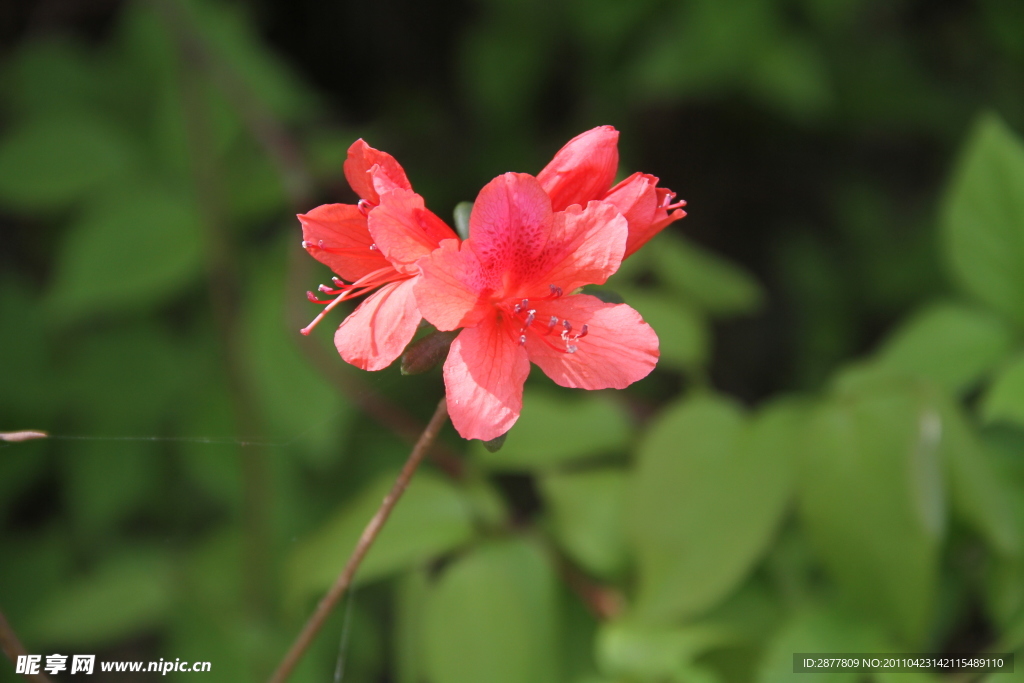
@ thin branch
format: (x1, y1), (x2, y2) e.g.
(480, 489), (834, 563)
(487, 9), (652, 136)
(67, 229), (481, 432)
(0, 608), (52, 683)
(268, 397), (449, 683)
(553, 553), (624, 621)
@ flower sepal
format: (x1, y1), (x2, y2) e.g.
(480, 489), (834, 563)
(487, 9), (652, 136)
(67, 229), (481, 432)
(400, 329), (459, 375)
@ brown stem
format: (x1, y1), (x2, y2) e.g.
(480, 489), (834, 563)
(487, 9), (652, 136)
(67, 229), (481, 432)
(0, 608), (52, 683)
(555, 555), (624, 620)
(267, 397), (449, 683)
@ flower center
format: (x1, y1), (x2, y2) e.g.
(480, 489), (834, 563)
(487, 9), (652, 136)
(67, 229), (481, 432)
(504, 285), (588, 354)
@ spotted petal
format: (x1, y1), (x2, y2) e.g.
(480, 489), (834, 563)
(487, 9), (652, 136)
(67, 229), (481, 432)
(538, 200), (627, 296)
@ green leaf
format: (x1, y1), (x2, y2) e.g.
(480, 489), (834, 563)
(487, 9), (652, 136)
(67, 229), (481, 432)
(757, 606), (884, 683)
(0, 115), (134, 211)
(423, 539), (561, 683)
(596, 620), (734, 682)
(286, 470), (476, 605)
(395, 569), (431, 683)
(630, 395), (797, 623)
(46, 184), (204, 321)
(799, 380), (944, 642)
(27, 552), (174, 647)
(746, 36), (832, 121)
(620, 288), (709, 371)
(183, 0), (318, 123)
(939, 397), (1019, 557)
(540, 467), (629, 578)
(472, 390), (631, 470)
(648, 230), (763, 317)
(1, 38), (103, 117)
(941, 113), (1024, 327)
(982, 353), (1024, 429)
(875, 301), (1014, 395)
(241, 247), (351, 464)
(453, 201), (473, 241)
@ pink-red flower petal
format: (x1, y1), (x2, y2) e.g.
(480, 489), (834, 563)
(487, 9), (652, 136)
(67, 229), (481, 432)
(343, 139), (412, 205)
(604, 172), (687, 258)
(443, 316), (530, 441)
(334, 278), (421, 371)
(368, 188), (458, 276)
(537, 126), (619, 212)
(467, 173), (554, 294)
(539, 200), (628, 295)
(414, 239), (490, 331)
(298, 203), (392, 282)
(525, 294), (659, 390)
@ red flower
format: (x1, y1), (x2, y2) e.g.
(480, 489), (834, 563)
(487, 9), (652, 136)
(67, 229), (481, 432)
(537, 125), (687, 258)
(299, 140), (458, 371)
(414, 172), (660, 441)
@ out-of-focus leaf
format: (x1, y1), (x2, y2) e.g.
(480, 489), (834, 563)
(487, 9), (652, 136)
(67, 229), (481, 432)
(630, 395), (797, 623)
(423, 539), (560, 683)
(286, 470), (475, 605)
(453, 201), (473, 241)
(63, 442), (161, 536)
(596, 620), (734, 682)
(177, 371), (243, 509)
(0, 533), (72, 624)
(46, 184), (204, 321)
(757, 606), (884, 683)
(941, 113), (1024, 327)
(0, 115), (134, 211)
(875, 301), (1014, 395)
(395, 568), (431, 683)
(472, 390), (631, 470)
(241, 245), (351, 465)
(223, 139), (288, 223)
(303, 127), (352, 182)
(60, 324), (184, 533)
(461, 15), (552, 128)
(800, 377), (943, 642)
(0, 278), (54, 417)
(939, 396), (1019, 558)
(746, 36), (832, 121)
(540, 467), (629, 578)
(1, 38), (102, 116)
(649, 234), (764, 317)
(631, 0), (770, 100)
(184, 0), (318, 122)
(983, 354), (1024, 429)
(619, 288), (708, 371)
(27, 551), (174, 647)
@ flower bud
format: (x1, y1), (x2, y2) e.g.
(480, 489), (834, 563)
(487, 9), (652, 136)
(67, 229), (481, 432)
(400, 330), (459, 375)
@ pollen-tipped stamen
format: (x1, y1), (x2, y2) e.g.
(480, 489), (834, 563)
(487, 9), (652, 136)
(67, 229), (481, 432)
(301, 266), (399, 335)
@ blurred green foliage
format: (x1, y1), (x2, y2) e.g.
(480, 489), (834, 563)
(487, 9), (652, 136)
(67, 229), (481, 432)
(4, 0), (1024, 682)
